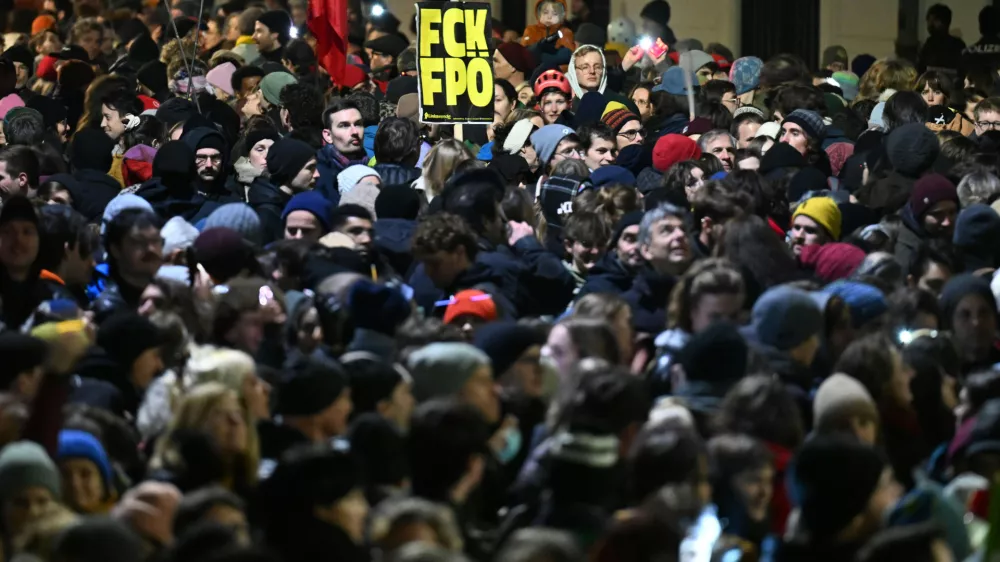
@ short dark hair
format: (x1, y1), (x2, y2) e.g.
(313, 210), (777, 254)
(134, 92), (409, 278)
(627, 422), (704, 503)
(323, 98), (362, 131)
(173, 486), (246, 538)
(101, 88), (142, 118)
(563, 211), (610, 246)
(883, 90), (929, 130)
(576, 123), (615, 150)
(412, 212), (478, 260)
(771, 84), (826, 118)
(982, 5), (998, 36)
(104, 208), (162, 251)
(408, 399), (490, 502)
(346, 93), (379, 126)
(442, 182), (500, 236)
(36, 204), (94, 273)
(696, 100), (734, 131)
(0, 145), (39, 188)
(690, 180), (753, 225)
(908, 241), (961, 282)
(834, 333), (897, 403)
(237, 6), (264, 36)
(279, 83), (324, 129)
(699, 79), (736, 103)
(730, 111), (766, 138)
(330, 204), (373, 231)
(5, 111), (44, 146)
(927, 4), (951, 26)
(230, 65), (265, 95)
(373, 117), (420, 165)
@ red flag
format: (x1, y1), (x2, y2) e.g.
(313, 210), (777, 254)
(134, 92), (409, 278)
(308, 0), (349, 86)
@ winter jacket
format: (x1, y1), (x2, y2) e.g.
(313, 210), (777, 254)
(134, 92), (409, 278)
(134, 177), (220, 224)
(0, 270), (50, 329)
(69, 346), (142, 419)
(316, 144), (368, 204)
(68, 169), (123, 222)
(577, 252), (635, 298)
(363, 125), (377, 159)
(520, 0), (575, 51)
(893, 204), (926, 269)
(409, 260), (519, 319)
(247, 177), (291, 245)
(621, 267), (677, 335)
(182, 127), (236, 201)
(855, 169), (916, 215)
(373, 218), (416, 277)
(371, 162), (421, 189)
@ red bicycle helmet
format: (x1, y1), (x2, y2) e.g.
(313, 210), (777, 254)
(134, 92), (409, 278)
(533, 70), (571, 98)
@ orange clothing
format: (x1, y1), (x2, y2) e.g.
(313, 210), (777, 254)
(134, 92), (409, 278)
(520, 0), (575, 52)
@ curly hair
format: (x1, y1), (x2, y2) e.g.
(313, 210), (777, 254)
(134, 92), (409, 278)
(412, 212), (479, 259)
(666, 258), (745, 332)
(279, 82), (324, 129)
(858, 58), (918, 101)
(573, 185), (640, 225)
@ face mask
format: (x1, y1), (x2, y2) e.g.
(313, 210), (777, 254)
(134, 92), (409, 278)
(496, 426), (522, 464)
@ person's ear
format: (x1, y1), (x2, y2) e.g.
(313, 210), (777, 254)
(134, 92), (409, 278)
(700, 216), (713, 237)
(563, 238), (573, 255)
(906, 274), (916, 288)
(639, 243), (652, 262)
(16, 172), (27, 189)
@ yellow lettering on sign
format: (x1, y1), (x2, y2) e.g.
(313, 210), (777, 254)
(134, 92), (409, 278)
(467, 57), (492, 107)
(442, 8), (465, 57)
(464, 8), (488, 53)
(444, 58), (466, 105)
(418, 8), (440, 57)
(420, 57), (444, 105)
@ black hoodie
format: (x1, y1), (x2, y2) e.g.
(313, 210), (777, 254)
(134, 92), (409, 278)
(135, 141), (221, 223)
(182, 127), (239, 202)
(246, 176), (290, 245)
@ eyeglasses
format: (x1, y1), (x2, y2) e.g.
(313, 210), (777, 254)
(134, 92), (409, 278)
(617, 128), (646, 141)
(978, 121), (1000, 130)
(195, 154), (223, 164)
(575, 64), (604, 74)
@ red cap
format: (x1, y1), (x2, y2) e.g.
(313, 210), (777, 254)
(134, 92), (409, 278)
(711, 53), (731, 69)
(36, 55), (57, 82)
(443, 290), (498, 324)
(652, 133), (701, 172)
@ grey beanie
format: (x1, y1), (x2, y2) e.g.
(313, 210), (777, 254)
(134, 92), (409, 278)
(204, 203), (263, 247)
(101, 194), (154, 235)
(745, 285), (822, 351)
(783, 109), (828, 141)
(530, 124), (576, 167)
(406, 342), (491, 402)
(0, 441), (61, 502)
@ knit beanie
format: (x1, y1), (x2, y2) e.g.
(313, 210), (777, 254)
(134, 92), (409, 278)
(340, 183), (380, 219)
(496, 42), (536, 74)
(759, 142), (805, 177)
(257, 10), (292, 44)
(745, 285), (822, 351)
(473, 321), (546, 377)
(337, 164), (380, 195)
(832, 71), (860, 101)
(676, 321), (748, 385)
(266, 138), (316, 188)
(281, 191), (333, 231)
(574, 23), (606, 49)
(0, 333), (47, 388)
(52, 518), (143, 562)
(57, 429), (113, 489)
(611, 210), (644, 246)
(443, 289), (498, 325)
(572, 92), (608, 129)
(783, 109), (827, 140)
(244, 128), (281, 158)
(206, 62), (237, 96)
(0, 441), (60, 502)
(639, 0), (671, 29)
(886, 123), (940, 177)
(193, 227), (254, 283)
(406, 342), (492, 402)
(954, 204), (1000, 271)
(101, 194), (153, 235)
(276, 356), (348, 416)
(729, 56), (763, 95)
(813, 373), (879, 435)
(909, 173), (958, 219)
(652, 134), (701, 172)
(799, 243), (865, 283)
(591, 165), (636, 188)
(97, 312), (164, 371)
(530, 124), (576, 167)
(601, 108), (640, 135)
(347, 413), (408, 486)
(940, 274), (997, 331)
(347, 280), (411, 336)
(823, 280), (888, 328)
(137, 60), (168, 95)
(259, 71), (298, 106)
(204, 203), (263, 247)
(792, 435), (887, 538)
(793, 196), (842, 240)
(128, 34), (160, 69)
(31, 14), (56, 35)
(70, 128), (115, 172)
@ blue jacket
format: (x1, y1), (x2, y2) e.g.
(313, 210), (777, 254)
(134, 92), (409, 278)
(363, 125), (377, 159)
(315, 144), (368, 204)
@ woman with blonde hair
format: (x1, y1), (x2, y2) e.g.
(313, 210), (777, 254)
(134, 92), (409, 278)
(185, 346), (271, 421)
(416, 139), (474, 202)
(150, 383), (259, 496)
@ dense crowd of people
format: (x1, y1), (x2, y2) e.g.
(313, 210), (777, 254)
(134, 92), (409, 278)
(0, 0), (998, 561)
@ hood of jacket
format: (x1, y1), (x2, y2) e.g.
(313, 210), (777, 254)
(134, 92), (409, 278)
(372, 162), (421, 188)
(373, 218), (416, 253)
(182, 127), (230, 193)
(70, 170), (123, 222)
(247, 176), (289, 207)
(233, 156), (265, 184)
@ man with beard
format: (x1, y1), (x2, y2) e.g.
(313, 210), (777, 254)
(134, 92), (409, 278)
(253, 10), (293, 65)
(183, 127), (236, 202)
(316, 99), (369, 203)
(364, 33), (408, 86)
(93, 208), (163, 318)
(250, 137), (318, 244)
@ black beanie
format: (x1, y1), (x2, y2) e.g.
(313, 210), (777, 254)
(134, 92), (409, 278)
(0, 195), (37, 228)
(257, 10), (292, 45)
(611, 210), (644, 246)
(676, 322), (747, 385)
(155, 97), (197, 128)
(473, 321), (545, 376)
(153, 141), (197, 193)
(97, 312), (165, 370)
(346, 413), (408, 486)
(137, 60), (168, 95)
(792, 435), (886, 538)
(129, 35), (160, 69)
(0, 333), (47, 388)
(242, 128), (281, 158)
(375, 183), (422, 220)
(276, 355), (348, 416)
(266, 138), (316, 187)
(3, 45), (33, 76)
(759, 142), (805, 177)
(341, 355), (404, 415)
(70, 129), (115, 172)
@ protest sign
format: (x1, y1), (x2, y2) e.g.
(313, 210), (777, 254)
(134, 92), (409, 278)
(416, 2), (494, 124)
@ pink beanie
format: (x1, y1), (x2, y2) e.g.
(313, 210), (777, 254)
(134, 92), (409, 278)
(206, 62), (237, 96)
(0, 93), (25, 119)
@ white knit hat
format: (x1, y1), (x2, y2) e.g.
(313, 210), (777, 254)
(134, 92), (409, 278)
(337, 165), (380, 195)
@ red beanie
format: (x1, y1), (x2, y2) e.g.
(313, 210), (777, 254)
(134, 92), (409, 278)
(799, 243), (866, 283)
(652, 134), (702, 172)
(497, 43), (537, 74)
(909, 173), (958, 218)
(36, 55), (57, 82)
